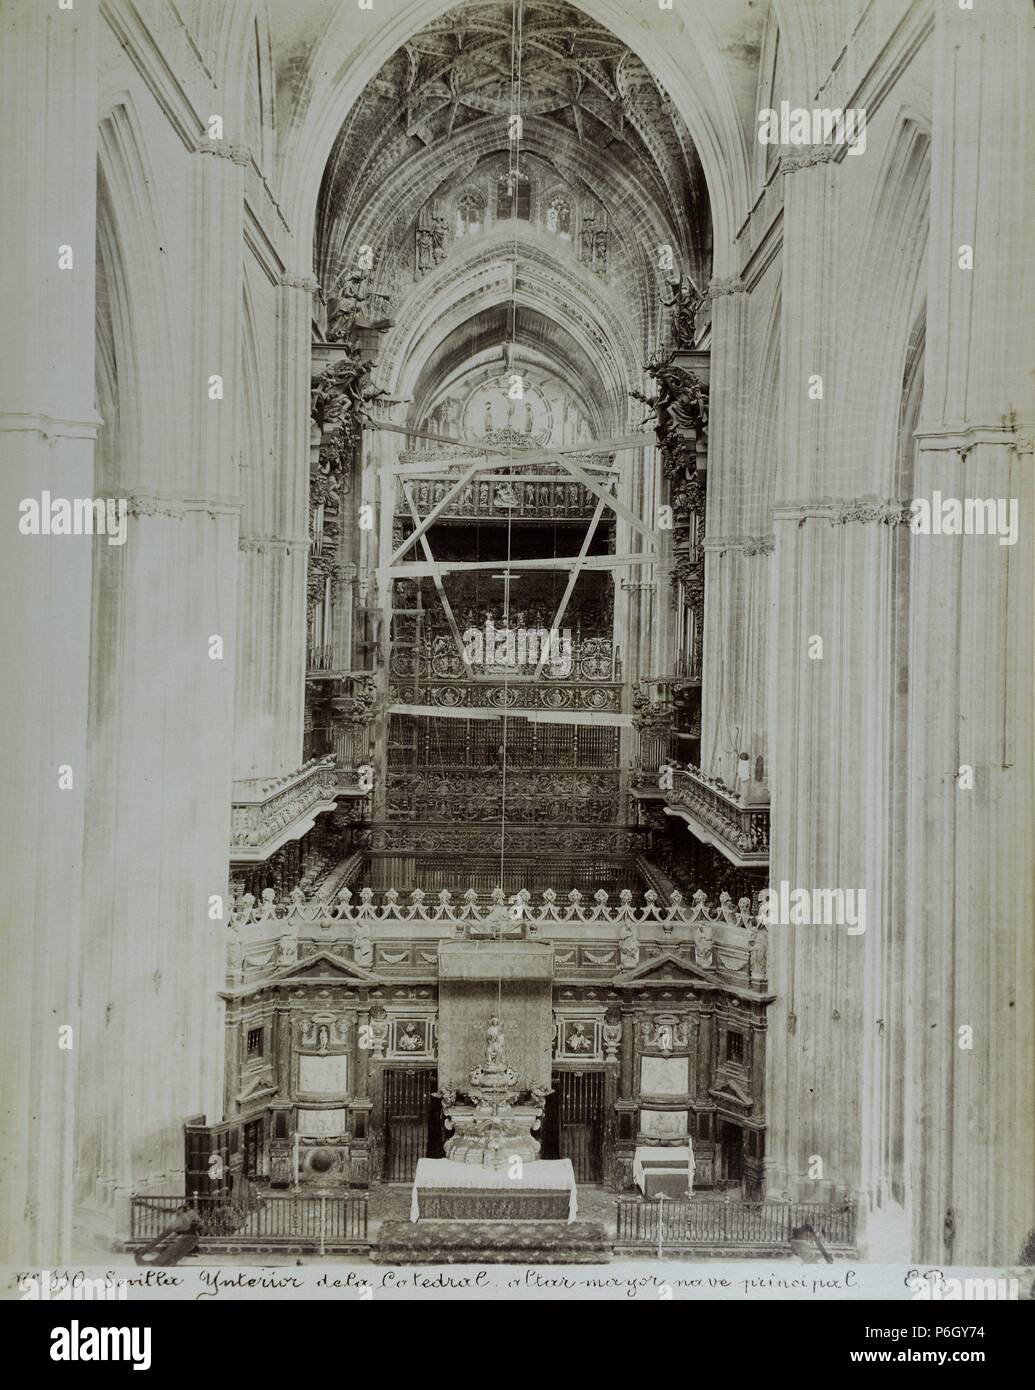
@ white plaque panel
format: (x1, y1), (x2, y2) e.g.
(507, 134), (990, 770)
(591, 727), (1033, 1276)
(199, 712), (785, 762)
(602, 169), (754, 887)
(640, 1055), (689, 1097)
(640, 1109), (688, 1139)
(296, 1107), (347, 1138)
(299, 1053), (347, 1095)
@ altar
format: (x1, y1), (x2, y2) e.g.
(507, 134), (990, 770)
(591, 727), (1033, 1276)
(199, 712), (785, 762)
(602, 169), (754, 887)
(410, 1157), (578, 1223)
(633, 1143), (695, 1198)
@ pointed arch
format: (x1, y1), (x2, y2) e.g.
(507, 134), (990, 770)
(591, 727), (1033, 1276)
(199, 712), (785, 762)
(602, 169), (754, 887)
(95, 99), (182, 484)
(835, 115), (930, 497)
(238, 270), (276, 538)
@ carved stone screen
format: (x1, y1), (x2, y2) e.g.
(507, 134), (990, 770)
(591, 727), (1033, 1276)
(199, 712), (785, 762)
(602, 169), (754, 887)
(640, 1055), (689, 1097)
(438, 980), (553, 1093)
(640, 1109), (689, 1140)
(298, 1054), (348, 1096)
(296, 1108), (348, 1138)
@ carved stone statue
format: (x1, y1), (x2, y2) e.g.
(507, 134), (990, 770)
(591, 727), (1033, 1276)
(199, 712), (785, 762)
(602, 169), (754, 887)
(326, 272), (366, 343)
(277, 934), (297, 966)
(661, 275), (702, 349)
(618, 918), (640, 969)
(694, 920), (715, 967)
(630, 349), (708, 473)
(431, 214), (449, 264)
(529, 1082), (551, 1116)
(485, 1014), (506, 1069)
(226, 926), (243, 974)
(233, 892), (256, 926)
(749, 924), (768, 979)
(352, 918), (374, 969)
(326, 269), (390, 343)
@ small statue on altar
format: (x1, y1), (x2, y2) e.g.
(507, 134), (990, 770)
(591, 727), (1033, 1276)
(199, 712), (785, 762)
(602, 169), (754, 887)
(485, 1015), (506, 1069)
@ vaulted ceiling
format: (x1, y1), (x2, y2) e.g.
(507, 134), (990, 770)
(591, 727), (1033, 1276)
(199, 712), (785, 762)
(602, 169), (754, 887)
(313, 1), (715, 434)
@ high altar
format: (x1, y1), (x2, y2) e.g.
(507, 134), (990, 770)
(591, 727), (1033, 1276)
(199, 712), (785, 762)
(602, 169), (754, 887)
(208, 884), (773, 1221)
(435, 940), (554, 1165)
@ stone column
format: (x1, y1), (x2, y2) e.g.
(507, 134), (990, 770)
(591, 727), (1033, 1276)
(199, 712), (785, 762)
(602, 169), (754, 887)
(613, 1001), (634, 1101)
(905, 0), (1034, 1264)
(764, 149), (875, 1215)
(77, 129), (244, 1241)
(232, 273), (313, 781)
(700, 278), (757, 788)
(0, 0), (99, 1264)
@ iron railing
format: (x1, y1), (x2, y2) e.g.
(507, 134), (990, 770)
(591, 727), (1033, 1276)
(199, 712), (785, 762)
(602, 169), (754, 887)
(615, 1198), (855, 1251)
(129, 1193), (368, 1251)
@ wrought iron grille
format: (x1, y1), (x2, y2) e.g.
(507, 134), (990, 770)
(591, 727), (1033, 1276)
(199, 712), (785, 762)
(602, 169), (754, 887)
(383, 1067), (437, 1182)
(554, 1069), (604, 1182)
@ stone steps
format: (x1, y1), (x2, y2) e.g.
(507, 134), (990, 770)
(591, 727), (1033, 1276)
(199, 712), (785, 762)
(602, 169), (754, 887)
(376, 1219), (610, 1264)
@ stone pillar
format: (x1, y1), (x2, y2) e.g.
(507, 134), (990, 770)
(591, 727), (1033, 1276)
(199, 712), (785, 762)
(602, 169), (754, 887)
(905, 0), (1034, 1264)
(76, 129), (244, 1241)
(618, 1002), (635, 1100)
(232, 273), (312, 781)
(0, 0), (99, 1264)
(700, 278), (758, 788)
(764, 149), (870, 1212)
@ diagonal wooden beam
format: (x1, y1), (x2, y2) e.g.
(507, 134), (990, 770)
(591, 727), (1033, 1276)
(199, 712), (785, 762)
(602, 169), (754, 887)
(532, 492), (608, 679)
(388, 459), (484, 564)
(550, 451), (657, 544)
(401, 481), (474, 678)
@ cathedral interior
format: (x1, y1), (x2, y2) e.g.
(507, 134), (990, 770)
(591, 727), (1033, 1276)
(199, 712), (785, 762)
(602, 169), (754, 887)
(2, 0), (1032, 1272)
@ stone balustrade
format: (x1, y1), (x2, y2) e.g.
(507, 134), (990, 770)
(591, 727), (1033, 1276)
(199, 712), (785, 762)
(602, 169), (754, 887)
(230, 757), (344, 860)
(225, 883), (771, 991)
(665, 766), (770, 868)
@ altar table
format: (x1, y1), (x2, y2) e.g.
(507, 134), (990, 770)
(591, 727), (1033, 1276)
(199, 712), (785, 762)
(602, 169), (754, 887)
(633, 1144), (695, 1197)
(410, 1158), (578, 1223)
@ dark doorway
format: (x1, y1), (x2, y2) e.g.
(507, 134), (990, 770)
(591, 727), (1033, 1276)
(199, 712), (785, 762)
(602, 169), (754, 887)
(552, 1070), (604, 1182)
(384, 1068), (436, 1181)
(243, 1117), (265, 1179)
(540, 1086), (560, 1160)
(718, 1120), (744, 1186)
(426, 1089), (445, 1159)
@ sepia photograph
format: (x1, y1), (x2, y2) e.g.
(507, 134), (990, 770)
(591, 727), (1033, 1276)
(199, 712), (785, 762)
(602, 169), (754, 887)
(1, 0), (1032, 1355)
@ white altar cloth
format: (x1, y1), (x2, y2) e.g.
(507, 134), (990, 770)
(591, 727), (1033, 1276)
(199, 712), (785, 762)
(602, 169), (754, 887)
(410, 1158), (578, 1223)
(633, 1144), (695, 1195)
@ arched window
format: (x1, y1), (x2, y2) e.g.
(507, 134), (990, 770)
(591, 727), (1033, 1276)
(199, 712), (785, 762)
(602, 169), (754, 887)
(455, 190), (484, 238)
(497, 172), (530, 221)
(546, 196), (572, 239)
